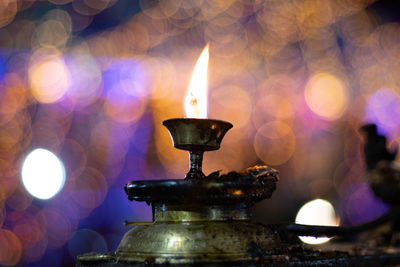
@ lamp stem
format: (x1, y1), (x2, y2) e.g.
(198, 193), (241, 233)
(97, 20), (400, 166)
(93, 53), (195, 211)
(186, 150), (205, 179)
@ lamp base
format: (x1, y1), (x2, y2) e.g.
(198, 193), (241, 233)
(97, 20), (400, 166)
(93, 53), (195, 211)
(115, 220), (279, 264)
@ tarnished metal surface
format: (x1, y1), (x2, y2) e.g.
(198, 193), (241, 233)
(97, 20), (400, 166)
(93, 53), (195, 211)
(78, 165), (280, 265)
(162, 118), (233, 152)
(113, 201), (280, 264)
(77, 243), (400, 266)
(105, 166), (280, 265)
(154, 203), (250, 222)
(162, 118), (233, 179)
(115, 221), (279, 264)
(125, 166), (279, 204)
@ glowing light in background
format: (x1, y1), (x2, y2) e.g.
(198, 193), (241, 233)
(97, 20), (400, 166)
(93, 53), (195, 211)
(103, 59), (149, 123)
(304, 73), (348, 120)
(0, 0), (398, 264)
(0, 56), (5, 79)
(5, 210), (44, 257)
(295, 199), (339, 245)
(254, 121), (296, 166)
(33, 19), (71, 48)
(67, 229), (107, 261)
(72, 0), (116, 16)
(212, 85), (252, 129)
(65, 53), (102, 107)
(43, 207), (74, 248)
(0, 0), (18, 28)
(28, 50), (70, 103)
(365, 88), (400, 135)
(253, 94), (294, 129)
(185, 44), (209, 118)
(21, 148), (66, 200)
(0, 229), (22, 266)
(102, 59), (149, 99)
(342, 182), (388, 225)
(69, 167), (108, 212)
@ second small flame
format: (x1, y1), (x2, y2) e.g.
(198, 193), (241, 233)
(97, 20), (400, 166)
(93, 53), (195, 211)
(185, 44), (209, 118)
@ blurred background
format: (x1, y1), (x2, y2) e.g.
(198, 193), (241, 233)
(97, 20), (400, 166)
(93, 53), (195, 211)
(0, 0), (400, 265)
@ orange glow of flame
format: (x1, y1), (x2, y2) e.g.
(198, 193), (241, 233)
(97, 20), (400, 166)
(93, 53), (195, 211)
(185, 44), (209, 118)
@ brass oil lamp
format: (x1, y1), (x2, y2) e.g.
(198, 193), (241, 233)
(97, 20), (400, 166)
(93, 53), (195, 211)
(78, 45), (281, 265)
(117, 120), (280, 265)
(77, 46), (400, 266)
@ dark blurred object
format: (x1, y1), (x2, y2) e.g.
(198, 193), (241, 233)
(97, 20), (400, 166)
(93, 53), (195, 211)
(360, 124), (400, 205)
(367, 161), (400, 206)
(282, 207), (400, 238)
(359, 124), (397, 171)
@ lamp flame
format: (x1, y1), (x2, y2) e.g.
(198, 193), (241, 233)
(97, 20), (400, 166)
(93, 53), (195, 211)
(185, 44), (209, 118)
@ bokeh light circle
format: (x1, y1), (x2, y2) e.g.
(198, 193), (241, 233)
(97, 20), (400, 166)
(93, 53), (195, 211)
(103, 59), (150, 123)
(295, 199), (339, 245)
(365, 88), (400, 134)
(252, 94), (294, 129)
(0, 0), (18, 28)
(28, 50), (70, 103)
(0, 229), (22, 266)
(33, 19), (70, 48)
(21, 148), (66, 200)
(65, 53), (102, 107)
(211, 85), (252, 129)
(67, 229), (108, 260)
(254, 121), (296, 166)
(304, 73), (348, 120)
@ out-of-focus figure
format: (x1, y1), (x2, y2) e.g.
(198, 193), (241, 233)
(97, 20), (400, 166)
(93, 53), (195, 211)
(360, 124), (400, 205)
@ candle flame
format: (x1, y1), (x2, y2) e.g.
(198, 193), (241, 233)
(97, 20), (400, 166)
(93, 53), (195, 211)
(185, 44), (209, 118)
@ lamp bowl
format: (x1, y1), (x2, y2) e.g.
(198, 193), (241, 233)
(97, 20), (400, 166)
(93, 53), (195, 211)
(162, 118), (233, 151)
